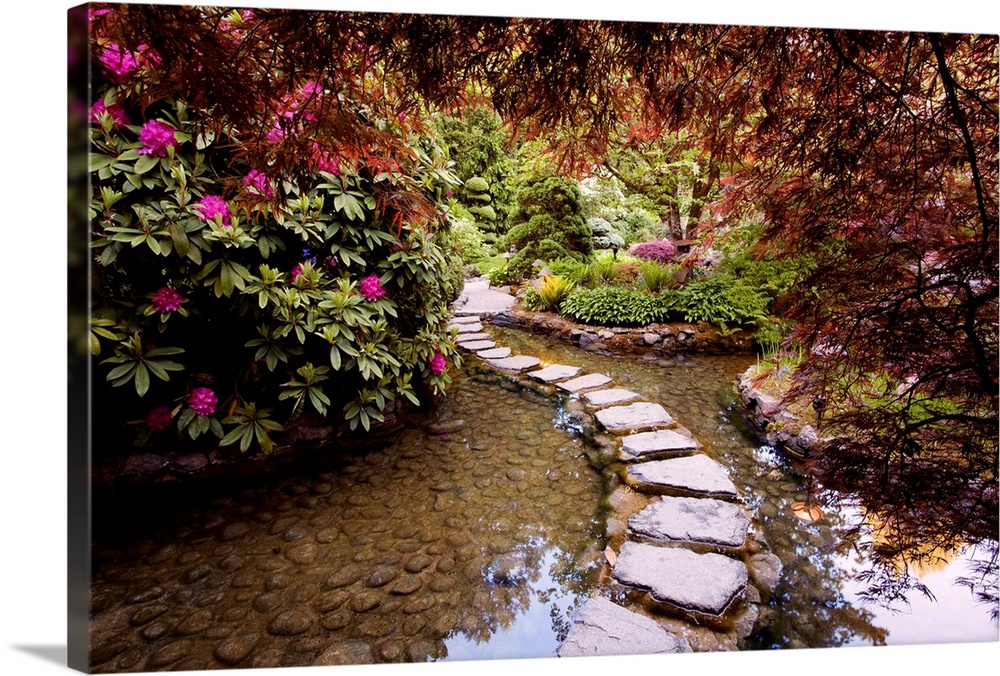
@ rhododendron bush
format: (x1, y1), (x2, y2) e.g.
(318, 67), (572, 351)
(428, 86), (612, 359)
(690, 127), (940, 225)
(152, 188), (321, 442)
(88, 12), (465, 454)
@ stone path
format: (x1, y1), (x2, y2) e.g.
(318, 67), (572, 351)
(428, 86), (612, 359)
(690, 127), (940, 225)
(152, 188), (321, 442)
(449, 278), (761, 656)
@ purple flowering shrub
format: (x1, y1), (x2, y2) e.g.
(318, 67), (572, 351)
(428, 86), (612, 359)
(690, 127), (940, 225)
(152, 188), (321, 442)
(629, 239), (677, 264)
(88, 26), (464, 453)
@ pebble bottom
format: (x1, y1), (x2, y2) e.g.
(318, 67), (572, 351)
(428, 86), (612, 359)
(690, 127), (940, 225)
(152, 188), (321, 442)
(88, 377), (606, 670)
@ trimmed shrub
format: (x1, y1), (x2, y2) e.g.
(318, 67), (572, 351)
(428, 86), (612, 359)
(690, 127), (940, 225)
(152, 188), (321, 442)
(630, 239), (677, 263)
(589, 217), (626, 250)
(501, 175), (592, 281)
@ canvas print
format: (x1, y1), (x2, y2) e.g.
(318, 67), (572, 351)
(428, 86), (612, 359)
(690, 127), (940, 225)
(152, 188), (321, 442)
(68, 2), (999, 673)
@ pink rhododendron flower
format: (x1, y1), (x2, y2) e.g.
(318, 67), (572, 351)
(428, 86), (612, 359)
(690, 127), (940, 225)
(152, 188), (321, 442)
(187, 387), (218, 416)
(359, 275), (386, 302)
(290, 263), (306, 280)
(243, 169), (274, 196)
(266, 122), (286, 144)
(311, 143), (341, 175)
(145, 406), (173, 432)
(150, 286), (185, 313)
(195, 195), (232, 226)
(90, 99), (128, 126)
(137, 120), (178, 157)
(99, 43), (138, 82)
(429, 352), (447, 376)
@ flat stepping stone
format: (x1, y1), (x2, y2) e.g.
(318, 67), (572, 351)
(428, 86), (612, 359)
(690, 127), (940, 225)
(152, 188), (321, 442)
(583, 388), (641, 407)
(595, 402), (674, 432)
(628, 496), (749, 548)
(453, 322), (484, 333)
(456, 332), (491, 342)
(619, 429), (700, 461)
(626, 455), (738, 500)
(485, 355), (541, 371)
(613, 542), (748, 616)
(458, 340), (495, 351)
(528, 364), (582, 383)
(556, 596), (691, 658)
(476, 347), (511, 359)
(556, 373), (612, 394)
(450, 315), (482, 325)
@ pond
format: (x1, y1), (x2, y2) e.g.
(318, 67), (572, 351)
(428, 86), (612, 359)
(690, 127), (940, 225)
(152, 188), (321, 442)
(491, 326), (999, 649)
(87, 325), (997, 671)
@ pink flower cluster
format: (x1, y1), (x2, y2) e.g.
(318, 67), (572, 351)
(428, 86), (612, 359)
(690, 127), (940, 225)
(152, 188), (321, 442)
(138, 120), (178, 157)
(291, 263), (306, 280)
(195, 195), (232, 226)
(311, 143), (341, 175)
(145, 406), (173, 432)
(90, 100), (128, 126)
(429, 352), (447, 376)
(99, 43), (139, 82)
(359, 275), (386, 302)
(188, 387), (218, 416)
(243, 169), (274, 197)
(151, 286), (185, 313)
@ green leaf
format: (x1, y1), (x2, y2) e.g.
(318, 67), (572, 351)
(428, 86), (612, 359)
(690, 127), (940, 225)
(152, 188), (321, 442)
(135, 155), (159, 174)
(220, 426), (246, 447)
(134, 363), (150, 396)
(169, 222), (190, 256)
(106, 362), (136, 381)
(89, 154), (115, 172)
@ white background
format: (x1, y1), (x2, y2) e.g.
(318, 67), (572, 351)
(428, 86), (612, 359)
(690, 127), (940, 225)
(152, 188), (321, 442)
(1, 1), (997, 676)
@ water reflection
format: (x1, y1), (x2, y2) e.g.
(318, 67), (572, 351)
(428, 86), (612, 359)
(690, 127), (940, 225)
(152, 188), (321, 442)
(491, 327), (999, 648)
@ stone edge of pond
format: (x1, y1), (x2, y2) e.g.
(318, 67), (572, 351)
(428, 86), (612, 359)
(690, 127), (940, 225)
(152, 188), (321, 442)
(734, 366), (839, 461)
(488, 306), (756, 357)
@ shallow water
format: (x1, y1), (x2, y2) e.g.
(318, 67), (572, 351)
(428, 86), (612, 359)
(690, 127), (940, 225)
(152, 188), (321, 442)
(89, 376), (606, 671)
(491, 326), (999, 649)
(88, 326), (997, 671)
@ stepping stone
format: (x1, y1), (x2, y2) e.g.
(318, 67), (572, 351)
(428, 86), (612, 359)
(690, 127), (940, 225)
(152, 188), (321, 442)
(458, 340), (495, 351)
(583, 388), (641, 407)
(453, 322), (484, 333)
(556, 373), (612, 394)
(612, 542), (748, 616)
(595, 402), (674, 432)
(628, 496), (749, 548)
(528, 364), (582, 383)
(619, 429), (700, 461)
(485, 355), (541, 372)
(626, 455), (738, 500)
(556, 596), (691, 658)
(456, 332), (491, 343)
(476, 347), (511, 359)
(450, 315), (482, 325)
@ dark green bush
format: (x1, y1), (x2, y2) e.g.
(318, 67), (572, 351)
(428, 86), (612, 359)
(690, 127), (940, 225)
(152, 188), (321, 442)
(501, 175), (592, 281)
